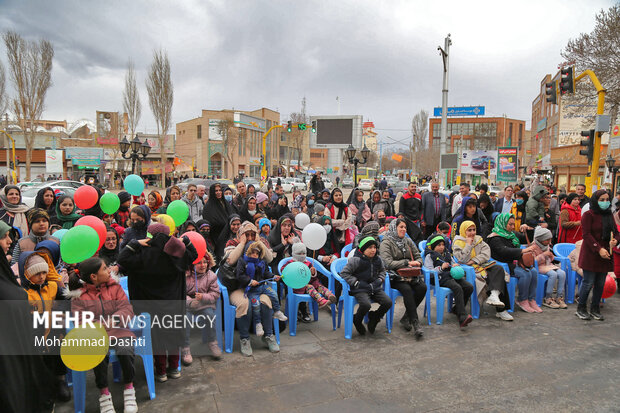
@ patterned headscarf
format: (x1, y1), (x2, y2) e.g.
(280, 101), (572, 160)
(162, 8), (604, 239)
(385, 217), (407, 253)
(491, 213), (520, 247)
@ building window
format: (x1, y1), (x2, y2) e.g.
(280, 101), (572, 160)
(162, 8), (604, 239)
(197, 124), (201, 139)
(432, 124), (440, 138)
(519, 123), (523, 140)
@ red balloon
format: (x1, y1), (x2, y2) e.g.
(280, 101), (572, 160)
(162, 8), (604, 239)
(75, 216), (107, 251)
(602, 274), (617, 299)
(183, 231), (206, 264)
(74, 185), (99, 210)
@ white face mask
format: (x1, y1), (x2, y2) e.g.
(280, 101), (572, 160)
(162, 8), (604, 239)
(323, 225), (332, 234)
(248, 209), (257, 215)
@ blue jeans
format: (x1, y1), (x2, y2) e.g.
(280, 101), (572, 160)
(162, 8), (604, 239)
(237, 303), (273, 339)
(184, 307), (217, 346)
(513, 266), (537, 301)
(544, 269), (566, 298)
(578, 270), (606, 310)
(247, 284), (280, 326)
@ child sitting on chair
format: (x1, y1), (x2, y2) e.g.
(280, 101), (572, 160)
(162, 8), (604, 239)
(532, 227), (567, 309)
(236, 241), (287, 337)
(283, 242), (337, 308)
(182, 252), (221, 366)
(340, 236), (392, 336)
(424, 235), (474, 328)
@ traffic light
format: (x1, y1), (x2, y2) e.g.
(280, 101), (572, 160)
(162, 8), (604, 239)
(311, 121), (316, 133)
(9, 161), (14, 169)
(560, 66), (575, 95)
(579, 129), (595, 163)
(287, 121), (292, 132)
(260, 155), (264, 166)
(545, 81), (557, 105)
(298, 123), (306, 130)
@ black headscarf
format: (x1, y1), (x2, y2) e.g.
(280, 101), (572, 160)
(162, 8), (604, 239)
(329, 188), (347, 219)
(99, 226), (120, 265)
(34, 186), (57, 216)
(202, 183), (232, 245)
(478, 193), (494, 222)
(239, 196), (257, 223)
(590, 189), (614, 243)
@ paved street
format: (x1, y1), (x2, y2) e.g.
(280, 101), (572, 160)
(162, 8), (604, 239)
(56, 295), (620, 412)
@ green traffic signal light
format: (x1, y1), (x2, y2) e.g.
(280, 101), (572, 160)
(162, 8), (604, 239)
(311, 120), (316, 133)
(287, 121), (292, 132)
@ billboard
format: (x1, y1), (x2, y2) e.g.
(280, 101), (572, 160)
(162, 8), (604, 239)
(497, 147), (518, 182)
(309, 115), (363, 149)
(96, 111), (119, 145)
(45, 150), (63, 173)
(433, 106), (485, 117)
(460, 150), (497, 175)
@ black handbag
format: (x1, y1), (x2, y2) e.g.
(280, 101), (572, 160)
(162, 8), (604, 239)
(217, 256), (239, 291)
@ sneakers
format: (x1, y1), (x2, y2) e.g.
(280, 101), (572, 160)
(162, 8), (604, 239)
(167, 368), (181, 379)
(459, 314), (473, 328)
(123, 388), (138, 413)
(155, 374), (168, 383)
(485, 290), (504, 307)
(495, 310), (514, 321)
(328, 294), (338, 304)
(590, 308), (605, 321)
(255, 323), (264, 337)
(528, 299), (543, 313)
(516, 300), (534, 313)
(575, 307), (592, 320)
(240, 338), (253, 357)
(262, 334), (280, 353)
(318, 298), (330, 308)
(412, 319), (424, 340)
(543, 297), (560, 309)
(297, 308), (312, 323)
(208, 341), (222, 360)
(367, 311), (380, 334)
(556, 297), (568, 309)
(399, 315), (412, 332)
(99, 393), (115, 413)
(273, 310), (288, 321)
(181, 346), (193, 366)
(353, 316), (366, 336)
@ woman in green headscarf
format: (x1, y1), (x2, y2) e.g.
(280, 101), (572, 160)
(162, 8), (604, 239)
(50, 195), (82, 229)
(487, 213), (541, 314)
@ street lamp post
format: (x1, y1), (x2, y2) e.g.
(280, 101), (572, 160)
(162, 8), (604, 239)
(346, 144), (370, 187)
(120, 135), (151, 175)
(605, 155), (619, 194)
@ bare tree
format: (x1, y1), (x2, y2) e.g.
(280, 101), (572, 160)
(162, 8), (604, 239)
(288, 111), (308, 176)
(123, 59), (141, 137)
(411, 109), (429, 173)
(3, 31), (54, 180)
(0, 60), (7, 115)
(562, 3), (620, 131)
(218, 118), (239, 177)
(146, 49), (173, 187)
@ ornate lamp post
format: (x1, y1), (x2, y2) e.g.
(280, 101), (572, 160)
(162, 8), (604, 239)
(120, 135), (151, 175)
(346, 144), (370, 187)
(605, 155), (619, 194)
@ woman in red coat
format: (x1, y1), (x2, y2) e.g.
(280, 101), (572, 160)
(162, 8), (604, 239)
(577, 190), (618, 321)
(558, 193), (582, 243)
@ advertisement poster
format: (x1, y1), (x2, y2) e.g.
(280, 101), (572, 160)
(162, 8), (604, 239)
(45, 150), (64, 173)
(497, 147), (518, 182)
(460, 150), (497, 175)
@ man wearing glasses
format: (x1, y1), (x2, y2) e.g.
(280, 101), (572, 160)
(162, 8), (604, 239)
(183, 183), (203, 221)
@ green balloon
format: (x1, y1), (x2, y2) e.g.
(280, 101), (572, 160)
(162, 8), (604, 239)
(60, 226), (100, 264)
(167, 200), (189, 226)
(282, 261), (311, 289)
(99, 192), (120, 215)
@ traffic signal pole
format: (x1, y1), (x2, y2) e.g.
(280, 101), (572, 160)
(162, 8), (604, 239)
(0, 129), (16, 184)
(575, 69), (606, 196)
(261, 124), (283, 184)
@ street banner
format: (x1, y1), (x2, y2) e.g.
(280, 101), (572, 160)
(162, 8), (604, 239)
(45, 150), (64, 173)
(460, 150), (497, 175)
(497, 147), (518, 182)
(391, 153), (403, 162)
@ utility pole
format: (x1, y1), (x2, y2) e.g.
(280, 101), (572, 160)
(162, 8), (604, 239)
(4, 114), (9, 183)
(438, 34), (452, 188)
(379, 140), (383, 174)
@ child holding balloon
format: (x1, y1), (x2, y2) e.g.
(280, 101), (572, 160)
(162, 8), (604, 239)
(182, 252), (221, 366)
(424, 235), (473, 328)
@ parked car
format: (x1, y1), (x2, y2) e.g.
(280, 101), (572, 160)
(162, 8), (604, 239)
(341, 177), (354, 188)
(262, 178), (292, 193)
(217, 179), (236, 190)
(358, 179), (373, 191)
(471, 156), (496, 170)
(322, 177), (333, 190)
(242, 177), (260, 188)
(499, 161), (516, 174)
(488, 185), (503, 194)
(21, 181), (86, 207)
(285, 177), (306, 192)
(177, 178), (215, 193)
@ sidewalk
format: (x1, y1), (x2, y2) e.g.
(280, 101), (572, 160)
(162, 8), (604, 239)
(56, 297), (620, 412)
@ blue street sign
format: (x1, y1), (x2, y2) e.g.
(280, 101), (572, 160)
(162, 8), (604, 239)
(433, 106), (486, 117)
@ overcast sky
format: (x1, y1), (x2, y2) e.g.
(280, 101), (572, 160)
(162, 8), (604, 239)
(0, 0), (614, 148)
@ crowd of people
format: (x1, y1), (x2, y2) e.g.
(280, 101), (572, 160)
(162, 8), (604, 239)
(0, 174), (617, 412)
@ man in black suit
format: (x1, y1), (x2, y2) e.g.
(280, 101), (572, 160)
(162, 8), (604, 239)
(421, 182), (447, 238)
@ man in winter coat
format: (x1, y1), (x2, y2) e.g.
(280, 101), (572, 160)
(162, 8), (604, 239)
(398, 182), (423, 244)
(182, 184), (204, 222)
(525, 185), (549, 228)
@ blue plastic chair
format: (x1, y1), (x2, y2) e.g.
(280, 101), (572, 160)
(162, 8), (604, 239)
(417, 242), (454, 325)
(216, 277), (280, 353)
(68, 313), (156, 413)
(452, 258), (480, 319)
(553, 243), (577, 304)
(341, 243), (353, 258)
(495, 261), (517, 313)
(330, 258), (390, 339)
(277, 257), (339, 336)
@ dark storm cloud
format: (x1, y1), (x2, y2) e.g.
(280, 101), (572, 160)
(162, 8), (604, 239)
(0, 0), (614, 141)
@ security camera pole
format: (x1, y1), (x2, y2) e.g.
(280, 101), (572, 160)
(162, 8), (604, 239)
(438, 34), (451, 187)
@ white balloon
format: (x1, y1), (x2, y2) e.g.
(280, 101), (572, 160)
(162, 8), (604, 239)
(295, 213), (311, 229)
(302, 223), (327, 250)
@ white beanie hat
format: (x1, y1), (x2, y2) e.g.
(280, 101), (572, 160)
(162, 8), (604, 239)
(292, 242), (307, 262)
(25, 254), (48, 278)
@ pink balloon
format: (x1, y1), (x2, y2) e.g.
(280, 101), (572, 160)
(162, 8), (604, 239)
(75, 215), (107, 251)
(182, 231), (207, 264)
(74, 185), (99, 210)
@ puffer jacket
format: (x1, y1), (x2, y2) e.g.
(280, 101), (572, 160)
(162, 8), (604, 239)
(340, 248), (386, 294)
(185, 269), (220, 311)
(525, 185), (548, 227)
(68, 277), (135, 339)
(18, 251), (58, 316)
